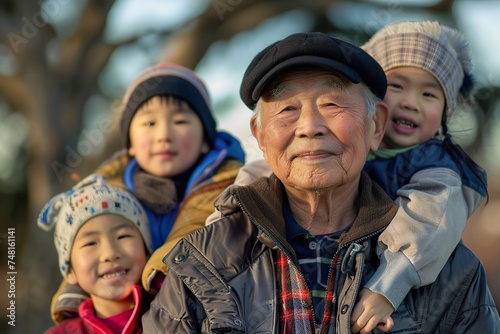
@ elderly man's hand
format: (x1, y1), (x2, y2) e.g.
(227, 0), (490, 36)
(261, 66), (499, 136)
(350, 288), (394, 333)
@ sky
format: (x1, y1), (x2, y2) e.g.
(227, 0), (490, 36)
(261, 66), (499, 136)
(100, 0), (500, 88)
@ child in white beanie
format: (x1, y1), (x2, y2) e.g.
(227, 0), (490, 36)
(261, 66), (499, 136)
(349, 20), (488, 333)
(38, 174), (154, 334)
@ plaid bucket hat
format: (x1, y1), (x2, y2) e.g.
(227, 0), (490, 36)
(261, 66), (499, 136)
(362, 21), (475, 119)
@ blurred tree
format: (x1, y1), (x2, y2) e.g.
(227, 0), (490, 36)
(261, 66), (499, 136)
(0, 0), (498, 332)
(0, 1), (124, 332)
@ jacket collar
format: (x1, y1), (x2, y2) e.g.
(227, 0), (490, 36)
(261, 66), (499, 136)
(337, 172), (397, 248)
(225, 172), (397, 256)
(79, 284), (143, 334)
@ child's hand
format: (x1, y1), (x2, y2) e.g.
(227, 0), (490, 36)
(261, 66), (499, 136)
(350, 288), (394, 333)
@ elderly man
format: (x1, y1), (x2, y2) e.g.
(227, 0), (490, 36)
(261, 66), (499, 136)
(143, 32), (499, 333)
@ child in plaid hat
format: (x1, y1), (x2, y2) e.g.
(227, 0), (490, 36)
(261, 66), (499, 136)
(51, 62), (245, 323)
(38, 174), (154, 333)
(350, 20), (488, 332)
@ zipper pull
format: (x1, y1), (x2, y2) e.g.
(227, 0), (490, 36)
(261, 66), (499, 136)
(341, 243), (362, 276)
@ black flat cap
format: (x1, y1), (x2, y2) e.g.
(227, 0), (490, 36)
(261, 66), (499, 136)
(240, 32), (387, 108)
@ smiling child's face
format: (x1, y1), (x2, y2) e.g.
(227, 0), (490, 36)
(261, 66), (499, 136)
(66, 214), (147, 317)
(128, 96), (209, 178)
(381, 66), (446, 148)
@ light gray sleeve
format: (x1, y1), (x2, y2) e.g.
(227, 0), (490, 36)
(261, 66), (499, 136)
(234, 158), (272, 184)
(365, 167), (485, 309)
(206, 159), (271, 226)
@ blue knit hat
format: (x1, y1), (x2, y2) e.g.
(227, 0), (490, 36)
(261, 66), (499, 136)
(362, 21), (476, 119)
(37, 174), (152, 278)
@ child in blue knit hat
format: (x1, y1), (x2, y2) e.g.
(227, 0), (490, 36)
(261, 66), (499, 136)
(208, 21), (489, 333)
(38, 174), (154, 334)
(51, 62), (245, 324)
(101, 62), (244, 290)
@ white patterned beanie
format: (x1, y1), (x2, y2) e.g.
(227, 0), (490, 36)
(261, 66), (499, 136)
(37, 174), (152, 278)
(362, 20), (475, 119)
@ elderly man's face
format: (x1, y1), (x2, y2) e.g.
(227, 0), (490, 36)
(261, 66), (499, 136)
(251, 69), (386, 192)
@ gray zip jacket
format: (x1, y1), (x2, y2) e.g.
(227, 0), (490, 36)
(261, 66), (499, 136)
(143, 173), (500, 333)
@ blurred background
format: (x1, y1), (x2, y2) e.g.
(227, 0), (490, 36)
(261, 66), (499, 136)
(1, 0), (499, 332)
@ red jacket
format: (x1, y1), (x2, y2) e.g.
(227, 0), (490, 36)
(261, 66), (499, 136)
(46, 285), (151, 334)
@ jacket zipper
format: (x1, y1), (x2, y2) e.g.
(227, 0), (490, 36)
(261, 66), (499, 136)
(233, 194), (316, 330)
(234, 193), (389, 332)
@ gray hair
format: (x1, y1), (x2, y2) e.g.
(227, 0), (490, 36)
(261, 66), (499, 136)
(251, 83), (380, 130)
